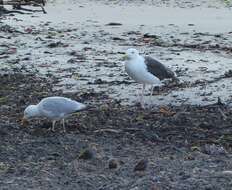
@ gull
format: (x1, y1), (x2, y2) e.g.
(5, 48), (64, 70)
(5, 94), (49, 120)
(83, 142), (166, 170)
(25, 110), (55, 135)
(22, 96), (87, 132)
(124, 48), (178, 107)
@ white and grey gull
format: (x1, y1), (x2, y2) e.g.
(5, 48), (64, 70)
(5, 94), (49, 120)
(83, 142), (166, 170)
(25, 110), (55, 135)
(124, 48), (178, 107)
(22, 96), (87, 132)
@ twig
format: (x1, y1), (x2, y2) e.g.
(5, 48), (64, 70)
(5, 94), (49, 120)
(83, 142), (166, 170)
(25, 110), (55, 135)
(3, 0), (47, 14)
(218, 107), (227, 121)
(217, 97), (224, 106)
(0, 8), (26, 14)
(122, 127), (145, 132)
(14, 6), (44, 13)
(94, 128), (121, 133)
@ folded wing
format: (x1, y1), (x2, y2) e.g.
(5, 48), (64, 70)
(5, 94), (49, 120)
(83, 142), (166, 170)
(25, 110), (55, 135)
(144, 56), (177, 80)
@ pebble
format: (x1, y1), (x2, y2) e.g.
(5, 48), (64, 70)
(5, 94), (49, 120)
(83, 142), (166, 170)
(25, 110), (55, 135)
(134, 159), (148, 172)
(108, 158), (118, 169)
(78, 149), (94, 160)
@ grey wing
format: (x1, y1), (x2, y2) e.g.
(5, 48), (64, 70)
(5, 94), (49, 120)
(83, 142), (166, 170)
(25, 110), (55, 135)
(39, 97), (79, 117)
(144, 56), (176, 80)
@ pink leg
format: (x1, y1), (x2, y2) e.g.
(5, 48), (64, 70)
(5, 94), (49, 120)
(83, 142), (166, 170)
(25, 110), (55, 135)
(52, 120), (56, 132)
(150, 85), (154, 98)
(140, 84), (146, 108)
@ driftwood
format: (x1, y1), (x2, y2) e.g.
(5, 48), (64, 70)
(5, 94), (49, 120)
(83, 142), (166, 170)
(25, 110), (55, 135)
(0, 0), (46, 14)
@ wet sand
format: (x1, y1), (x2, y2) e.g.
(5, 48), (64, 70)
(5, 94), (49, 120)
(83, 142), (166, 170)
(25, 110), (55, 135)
(1, 0), (232, 105)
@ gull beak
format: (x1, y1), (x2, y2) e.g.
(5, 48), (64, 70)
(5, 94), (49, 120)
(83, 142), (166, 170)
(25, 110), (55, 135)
(21, 117), (29, 126)
(122, 54), (129, 61)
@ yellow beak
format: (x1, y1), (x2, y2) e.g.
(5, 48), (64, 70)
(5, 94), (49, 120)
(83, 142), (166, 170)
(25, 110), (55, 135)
(122, 54), (129, 61)
(21, 117), (29, 126)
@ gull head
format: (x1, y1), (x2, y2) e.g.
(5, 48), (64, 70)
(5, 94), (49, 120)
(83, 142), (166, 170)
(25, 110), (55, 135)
(77, 102), (87, 111)
(21, 105), (38, 126)
(123, 48), (139, 60)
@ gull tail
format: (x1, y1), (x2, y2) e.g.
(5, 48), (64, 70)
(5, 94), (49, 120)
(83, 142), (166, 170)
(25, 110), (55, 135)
(167, 69), (180, 83)
(172, 75), (180, 83)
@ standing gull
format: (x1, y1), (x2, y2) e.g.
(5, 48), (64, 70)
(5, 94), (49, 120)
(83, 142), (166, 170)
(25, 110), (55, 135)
(22, 96), (87, 132)
(123, 48), (178, 107)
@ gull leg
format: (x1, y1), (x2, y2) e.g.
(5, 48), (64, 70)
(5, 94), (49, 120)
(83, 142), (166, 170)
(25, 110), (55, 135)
(150, 85), (154, 98)
(137, 86), (141, 98)
(62, 119), (66, 133)
(150, 85), (155, 105)
(140, 84), (146, 108)
(52, 120), (56, 132)
(157, 86), (160, 95)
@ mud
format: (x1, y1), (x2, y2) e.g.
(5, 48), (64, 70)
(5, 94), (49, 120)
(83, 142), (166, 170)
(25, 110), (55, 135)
(0, 73), (232, 190)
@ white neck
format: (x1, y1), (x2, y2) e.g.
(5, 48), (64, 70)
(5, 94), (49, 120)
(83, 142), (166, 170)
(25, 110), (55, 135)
(28, 105), (41, 118)
(126, 54), (142, 64)
(131, 54), (140, 60)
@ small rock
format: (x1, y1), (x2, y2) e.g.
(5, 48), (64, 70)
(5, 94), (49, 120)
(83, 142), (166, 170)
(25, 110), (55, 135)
(143, 33), (159, 39)
(94, 79), (104, 84)
(24, 27), (33, 33)
(68, 51), (78, 56)
(51, 60), (59, 65)
(106, 22), (122, 26)
(79, 149), (94, 160)
(108, 158), (118, 169)
(22, 57), (30, 61)
(44, 51), (53, 54)
(203, 144), (227, 155)
(134, 158), (148, 172)
(127, 31), (141, 35)
(112, 37), (124, 41)
(224, 70), (232, 78)
(47, 41), (64, 48)
(0, 162), (9, 173)
(67, 58), (77, 64)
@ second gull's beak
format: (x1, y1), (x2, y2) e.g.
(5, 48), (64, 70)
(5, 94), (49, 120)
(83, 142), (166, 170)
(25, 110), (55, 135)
(21, 117), (29, 126)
